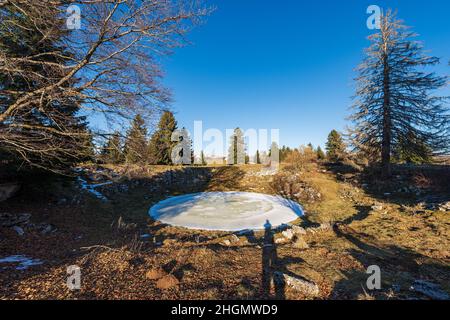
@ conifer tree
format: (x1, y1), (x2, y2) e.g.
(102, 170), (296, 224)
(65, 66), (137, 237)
(200, 151), (207, 166)
(148, 111), (177, 165)
(326, 130), (346, 162)
(227, 128), (245, 165)
(101, 132), (124, 164)
(256, 150), (261, 164)
(316, 146), (326, 160)
(350, 10), (448, 177)
(123, 115), (148, 164)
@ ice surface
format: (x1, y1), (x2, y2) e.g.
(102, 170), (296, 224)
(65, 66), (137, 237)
(0, 255), (43, 270)
(149, 192), (304, 231)
(77, 176), (111, 201)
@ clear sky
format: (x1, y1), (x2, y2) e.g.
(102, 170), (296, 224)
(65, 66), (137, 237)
(160, 0), (449, 151)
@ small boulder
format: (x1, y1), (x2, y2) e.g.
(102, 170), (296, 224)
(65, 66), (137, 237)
(291, 225), (307, 235)
(273, 272), (319, 297)
(292, 237), (309, 249)
(156, 274), (179, 290)
(371, 204), (383, 211)
(281, 229), (294, 241)
(12, 226), (25, 236)
(146, 268), (166, 280)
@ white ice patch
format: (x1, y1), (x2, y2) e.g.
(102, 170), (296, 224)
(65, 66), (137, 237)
(77, 176), (112, 201)
(0, 255), (43, 270)
(149, 192), (304, 231)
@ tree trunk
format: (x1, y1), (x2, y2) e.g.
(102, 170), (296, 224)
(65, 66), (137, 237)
(381, 54), (392, 178)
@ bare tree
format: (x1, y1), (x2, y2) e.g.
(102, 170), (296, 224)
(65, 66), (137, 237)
(0, 0), (208, 172)
(349, 10), (449, 177)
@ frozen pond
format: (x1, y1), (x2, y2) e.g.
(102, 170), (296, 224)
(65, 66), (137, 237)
(149, 192), (304, 231)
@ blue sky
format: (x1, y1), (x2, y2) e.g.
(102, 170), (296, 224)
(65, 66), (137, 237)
(160, 0), (449, 150)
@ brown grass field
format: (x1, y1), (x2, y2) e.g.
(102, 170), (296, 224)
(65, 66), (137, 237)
(0, 163), (449, 300)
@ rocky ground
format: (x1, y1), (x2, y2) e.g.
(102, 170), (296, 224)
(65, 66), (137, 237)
(0, 163), (449, 300)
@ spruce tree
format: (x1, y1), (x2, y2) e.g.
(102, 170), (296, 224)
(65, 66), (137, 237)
(123, 115), (148, 164)
(148, 111), (177, 165)
(0, 3), (90, 172)
(350, 10), (448, 177)
(256, 150), (261, 164)
(316, 146), (326, 160)
(200, 151), (207, 166)
(394, 130), (433, 164)
(227, 128), (245, 165)
(326, 130), (346, 162)
(101, 132), (124, 164)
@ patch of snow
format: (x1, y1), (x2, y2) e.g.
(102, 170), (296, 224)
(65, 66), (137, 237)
(149, 192), (304, 231)
(0, 255), (43, 270)
(77, 176), (112, 201)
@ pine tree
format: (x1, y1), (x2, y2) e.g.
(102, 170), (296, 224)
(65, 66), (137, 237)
(148, 111), (177, 165)
(256, 150), (261, 164)
(0, 3), (90, 172)
(123, 115), (148, 164)
(350, 10), (448, 177)
(200, 151), (207, 166)
(394, 130), (433, 164)
(227, 128), (245, 165)
(101, 132), (123, 164)
(326, 130), (346, 162)
(316, 146), (326, 160)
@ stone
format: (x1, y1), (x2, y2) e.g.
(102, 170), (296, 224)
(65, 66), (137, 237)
(0, 183), (20, 202)
(146, 268), (166, 280)
(156, 274), (179, 290)
(410, 280), (449, 300)
(273, 272), (319, 297)
(230, 234), (240, 243)
(281, 229), (294, 241)
(371, 204), (383, 211)
(291, 225), (307, 235)
(222, 240), (231, 246)
(292, 237), (309, 249)
(0, 213), (31, 227)
(12, 226), (24, 236)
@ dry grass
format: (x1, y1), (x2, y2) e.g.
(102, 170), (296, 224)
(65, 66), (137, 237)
(0, 164), (449, 300)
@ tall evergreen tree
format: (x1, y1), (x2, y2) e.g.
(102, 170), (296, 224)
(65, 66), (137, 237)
(101, 132), (124, 165)
(227, 128), (245, 165)
(350, 10), (448, 177)
(123, 115), (148, 164)
(256, 150), (261, 164)
(394, 130), (433, 164)
(326, 130), (346, 162)
(316, 146), (326, 160)
(148, 111), (177, 165)
(0, 3), (90, 172)
(200, 151), (207, 166)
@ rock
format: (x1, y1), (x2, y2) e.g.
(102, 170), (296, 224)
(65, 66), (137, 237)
(37, 223), (57, 235)
(0, 182), (20, 202)
(281, 229), (294, 240)
(12, 226), (24, 236)
(410, 280), (449, 300)
(222, 240), (231, 246)
(156, 274), (179, 290)
(319, 222), (333, 231)
(274, 238), (287, 244)
(371, 204), (383, 211)
(273, 272), (319, 297)
(146, 268), (166, 280)
(291, 225), (307, 235)
(0, 213), (31, 227)
(230, 234), (240, 243)
(292, 237), (309, 249)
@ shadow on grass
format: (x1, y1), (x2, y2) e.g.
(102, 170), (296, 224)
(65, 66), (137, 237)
(330, 223), (449, 299)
